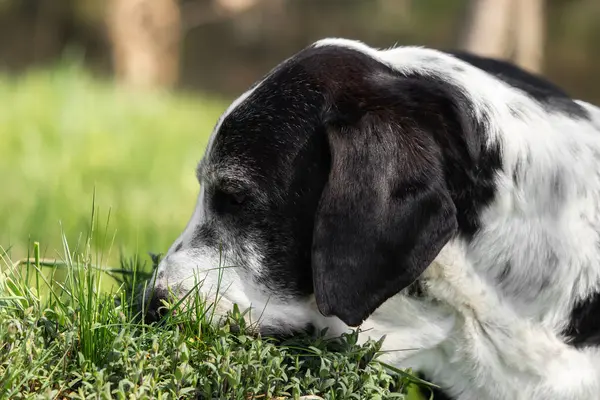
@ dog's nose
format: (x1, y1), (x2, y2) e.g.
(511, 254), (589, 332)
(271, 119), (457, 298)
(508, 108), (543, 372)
(143, 287), (172, 323)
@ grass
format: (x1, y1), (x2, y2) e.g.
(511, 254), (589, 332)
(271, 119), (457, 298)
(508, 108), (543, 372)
(0, 59), (223, 268)
(0, 236), (433, 399)
(0, 62), (434, 399)
(0, 234), (434, 399)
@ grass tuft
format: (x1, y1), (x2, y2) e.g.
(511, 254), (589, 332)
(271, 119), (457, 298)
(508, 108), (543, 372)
(0, 237), (430, 399)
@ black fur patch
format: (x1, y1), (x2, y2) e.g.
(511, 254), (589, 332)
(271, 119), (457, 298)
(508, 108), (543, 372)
(564, 291), (600, 347)
(406, 278), (425, 298)
(497, 262), (512, 282)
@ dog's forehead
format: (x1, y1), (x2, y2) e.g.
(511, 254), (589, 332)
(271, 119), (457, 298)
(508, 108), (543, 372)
(202, 59), (325, 182)
(199, 44), (390, 184)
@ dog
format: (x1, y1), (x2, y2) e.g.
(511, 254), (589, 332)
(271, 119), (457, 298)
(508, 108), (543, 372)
(145, 38), (600, 399)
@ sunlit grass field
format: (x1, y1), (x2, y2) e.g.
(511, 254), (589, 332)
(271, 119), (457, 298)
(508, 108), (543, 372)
(0, 61), (224, 269)
(0, 63), (431, 399)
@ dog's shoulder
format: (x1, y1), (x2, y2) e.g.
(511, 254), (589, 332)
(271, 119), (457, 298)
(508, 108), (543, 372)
(443, 50), (589, 119)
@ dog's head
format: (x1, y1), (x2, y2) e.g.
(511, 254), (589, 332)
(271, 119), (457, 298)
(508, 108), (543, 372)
(146, 41), (488, 333)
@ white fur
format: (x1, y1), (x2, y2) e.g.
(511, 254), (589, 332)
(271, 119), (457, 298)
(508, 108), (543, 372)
(151, 38), (600, 399)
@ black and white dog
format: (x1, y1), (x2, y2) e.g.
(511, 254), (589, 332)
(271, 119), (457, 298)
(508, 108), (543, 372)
(146, 38), (600, 399)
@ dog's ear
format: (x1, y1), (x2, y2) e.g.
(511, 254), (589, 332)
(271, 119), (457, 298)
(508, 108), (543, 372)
(311, 86), (459, 327)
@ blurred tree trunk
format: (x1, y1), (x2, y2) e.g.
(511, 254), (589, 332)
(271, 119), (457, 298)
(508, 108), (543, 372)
(460, 0), (513, 60)
(460, 0), (545, 73)
(107, 0), (181, 90)
(514, 0), (545, 73)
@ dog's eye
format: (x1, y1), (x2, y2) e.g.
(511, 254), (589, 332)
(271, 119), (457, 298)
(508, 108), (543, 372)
(214, 188), (247, 211)
(227, 191), (246, 206)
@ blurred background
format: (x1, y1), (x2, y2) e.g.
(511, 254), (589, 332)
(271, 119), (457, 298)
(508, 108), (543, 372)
(1, 0), (599, 270)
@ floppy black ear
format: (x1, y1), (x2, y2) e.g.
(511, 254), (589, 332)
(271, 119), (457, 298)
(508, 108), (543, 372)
(311, 107), (458, 327)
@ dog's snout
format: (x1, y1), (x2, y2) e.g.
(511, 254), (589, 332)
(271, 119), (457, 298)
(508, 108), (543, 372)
(143, 287), (173, 323)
